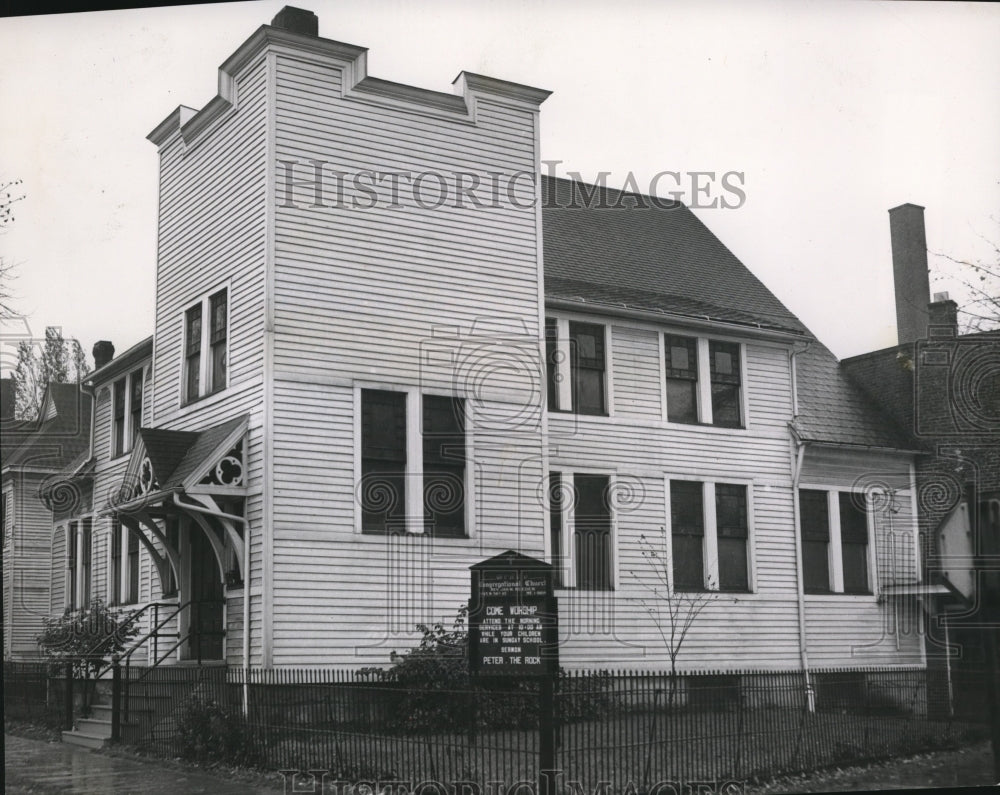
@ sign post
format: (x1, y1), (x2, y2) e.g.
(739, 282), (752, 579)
(469, 551), (559, 795)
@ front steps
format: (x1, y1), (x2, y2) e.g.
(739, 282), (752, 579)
(62, 690), (170, 749)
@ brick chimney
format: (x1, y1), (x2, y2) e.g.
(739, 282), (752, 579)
(928, 291), (958, 338)
(271, 6), (319, 36)
(889, 203), (931, 344)
(93, 340), (115, 370)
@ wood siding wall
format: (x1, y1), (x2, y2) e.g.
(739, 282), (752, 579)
(268, 49), (546, 666)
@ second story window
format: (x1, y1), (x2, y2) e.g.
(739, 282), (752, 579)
(569, 321), (607, 416)
(113, 378), (127, 457)
(184, 287), (228, 404)
(665, 335), (699, 423)
(112, 368), (144, 458)
(709, 341), (742, 428)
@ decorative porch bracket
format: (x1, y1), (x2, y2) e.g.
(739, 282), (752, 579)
(173, 493), (246, 582)
(118, 514), (174, 593)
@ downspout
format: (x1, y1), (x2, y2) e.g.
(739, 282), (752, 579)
(788, 341), (816, 711)
(172, 494), (250, 717)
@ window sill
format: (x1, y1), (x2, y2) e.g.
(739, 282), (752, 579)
(547, 412), (752, 434)
(178, 385), (231, 416)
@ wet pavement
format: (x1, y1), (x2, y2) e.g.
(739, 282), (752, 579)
(4, 734), (283, 794)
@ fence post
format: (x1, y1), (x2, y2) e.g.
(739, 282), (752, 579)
(64, 661), (74, 731)
(539, 673), (556, 795)
(111, 655), (122, 742)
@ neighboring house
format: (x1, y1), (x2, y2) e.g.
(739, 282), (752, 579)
(41, 7), (928, 682)
(843, 203), (1000, 715)
(2, 382), (91, 658)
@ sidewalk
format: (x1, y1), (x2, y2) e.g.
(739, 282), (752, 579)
(4, 734), (283, 795)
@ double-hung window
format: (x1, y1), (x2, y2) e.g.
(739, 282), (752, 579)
(670, 480), (706, 591)
(570, 322), (607, 416)
(422, 395), (466, 537)
(361, 390), (408, 534)
(716, 484), (749, 591)
(574, 474), (613, 590)
(545, 317), (608, 415)
(800, 489), (831, 593)
(66, 519), (92, 610)
(798, 489), (871, 595)
(839, 493), (870, 594)
(663, 334), (744, 428)
(110, 521), (123, 606)
(709, 341), (742, 428)
(669, 479), (752, 593)
(664, 335), (699, 423)
(127, 530), (140, 605)
(548, 472), (614, 590)
(112, 368), (144, 457)
(183, 287), (228, 404)
(360, 389), (468, 537)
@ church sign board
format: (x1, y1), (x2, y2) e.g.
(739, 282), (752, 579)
(469, 550), (559, 676)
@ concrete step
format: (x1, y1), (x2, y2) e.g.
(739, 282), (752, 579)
(61, 729), (107, 750)
(75, 718), (113, 738)
(88, 703), (155, 723)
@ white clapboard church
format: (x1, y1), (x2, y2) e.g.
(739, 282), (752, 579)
(45, 6), (928, 676)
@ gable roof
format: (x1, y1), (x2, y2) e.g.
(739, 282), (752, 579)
(540, 175), (917, 451)
(130, 415), (248, 493)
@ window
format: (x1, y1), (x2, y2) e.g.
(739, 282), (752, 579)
(545, 318), (559, 412)
(113, 379), (126, 457)
(574, 474), (613, 590)
(800, 489), (831, 593)
(112, 368), (144, 457)
(110, 521), (123, 606)
(549, 473), (564, 588)
(709, 341), (742, 428)
(185, 303), (202, 403)
(361, 390), (407, 534)
(671, 480), (705, 591)
(839, 493), (870, 594)
(209, 289), (228, 394)
(163, 519), (179, 597)
(183, 287), (228, 404)
(669, 479), (754, 593)
(422, 395), (466, 537)
(799, 489), (871, 595)
(127, 529), (140, 604)
(80, 519), (92, 607)
(716, 484), (749, 592)
(665, 335), (699, 423)
(569, 322), (607, 415)
(67, 523), (78, 610)
(65, 519), (92, 610)
(129, 369), (143, 445)
(359, 389), (470, 537)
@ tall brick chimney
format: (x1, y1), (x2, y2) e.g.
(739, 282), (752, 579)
(889, 203), (931, 344)
(93, 340), (115, 370)
(271, 6), (319, 36)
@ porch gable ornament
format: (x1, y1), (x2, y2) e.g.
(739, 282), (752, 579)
(138, 456), (158, 495)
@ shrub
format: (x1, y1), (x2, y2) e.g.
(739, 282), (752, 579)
(361, 605), (614, 732)
(176, 695), (260, 766)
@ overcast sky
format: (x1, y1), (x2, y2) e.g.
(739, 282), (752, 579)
(1, 0), (998, 373)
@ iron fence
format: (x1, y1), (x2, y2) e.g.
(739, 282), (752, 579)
(3, 661), (66, 729)
(4, 662), (991, 788)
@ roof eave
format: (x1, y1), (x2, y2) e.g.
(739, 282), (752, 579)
(85, 336), (154, 386)
(545, 297), (807, 343)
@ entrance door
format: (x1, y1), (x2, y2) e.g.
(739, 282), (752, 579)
(188, 529), (225, 661)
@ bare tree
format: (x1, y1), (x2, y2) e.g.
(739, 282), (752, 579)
(0, 177), (25, 320)
(931, 219), (1000, 333)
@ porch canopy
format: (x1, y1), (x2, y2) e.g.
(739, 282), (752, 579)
(103, 414), (249, 594)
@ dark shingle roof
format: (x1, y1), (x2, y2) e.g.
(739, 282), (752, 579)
(541, 176), (806, 334)
(541, 175), (917, 450)
(2, 384), (92, 471)
(136, 415), (248, 490)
